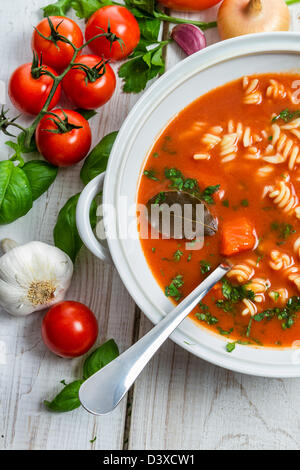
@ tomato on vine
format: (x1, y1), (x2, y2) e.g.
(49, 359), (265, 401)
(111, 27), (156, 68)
(36, 109), (92, 167)
(8, 56), (61, 115)
(62, 55), (116, 109)
(85, 6), (140, 61)
(32, 16), (83, 71)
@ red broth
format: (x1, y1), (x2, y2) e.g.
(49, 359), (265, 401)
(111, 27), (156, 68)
(137, 73), (300, 348)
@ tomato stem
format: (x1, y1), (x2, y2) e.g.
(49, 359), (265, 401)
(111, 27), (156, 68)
(23, 28), (111, 148)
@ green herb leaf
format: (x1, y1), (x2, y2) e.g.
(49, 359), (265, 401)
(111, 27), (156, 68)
(80, 131), (118, 185)
(173, 249), (183, 262)
(272, 108), (300, 123)
(53, 193), (97, 262)
(118, 42), (166, 93)
(42, 0), (73, 16)
(0, 161), (33, 225)
(254, 296), (300, 329)
(271, 221), (296, 242)
(144, 169), (159, 181)
(44, 380), (83, 412)
(165, 274), (184, 301)
(201, 185), (220, 205)
(200, 260), (211, 274)
(23, 161), (58, 201)
(226, 342), (236, 353)
(196, 311), (218, 325)
(75, 108), (97, 121)
(83, 339), (119, 380)
(217, 327), (233, 336)
(216, 278), (255, 312)
(70, 0), (112, 18)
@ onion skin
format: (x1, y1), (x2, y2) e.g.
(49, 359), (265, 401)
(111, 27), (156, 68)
(158, 0), (221, 11)
(172, 24), (207, 56)
(218, 0), (290, 40)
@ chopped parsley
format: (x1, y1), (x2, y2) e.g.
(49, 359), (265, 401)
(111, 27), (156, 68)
(246, 318), (253, 338)
(226, 340), (252, 353)
(144, 169), (159, 181)
(200, 260), (211, 274)
(173, 249), (183, 262)
(187, 254), (192, 262)
(241, 199), (249, 207)
(153, 191), (166, 205)
(226, 342), (236, 353)
(152, 247), (156, 253)
(272, 109), (300, 123)
(195, 311), (218, 325)
(222, 199), (229, 207)
(201, 185), (221, 205)
(217, 327), (233, 336)
(254, 296), (300, 330)
(271, 221), (296, 244)
(216, 278), (255, 312)
(165, 274), (184, 301)
(164, 167), (220, 204)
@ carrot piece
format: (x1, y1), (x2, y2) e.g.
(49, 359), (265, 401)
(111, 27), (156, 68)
(221, 217), (256, 257)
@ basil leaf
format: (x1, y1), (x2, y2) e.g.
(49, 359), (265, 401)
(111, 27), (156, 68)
(0, 161), (33, 225)
(53, 193), (97, 262)
(42, 0), (72, 16)
(80, 131), (118, 185)
(23, 161), (58, 201)
(83, 339), (119, 380)
(75, 109), (97, 121)
(44, 380), (84, 412)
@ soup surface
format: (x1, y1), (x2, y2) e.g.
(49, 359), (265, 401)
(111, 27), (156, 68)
(138, 73), (300, 349)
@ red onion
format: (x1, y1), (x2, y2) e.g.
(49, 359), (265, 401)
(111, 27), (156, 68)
(171, 24), (207, 56)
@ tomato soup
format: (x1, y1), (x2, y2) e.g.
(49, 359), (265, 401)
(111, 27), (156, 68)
(138, 73), (300, 349)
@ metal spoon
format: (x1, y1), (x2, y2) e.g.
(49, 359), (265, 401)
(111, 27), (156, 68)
(79, 263), (230, 415)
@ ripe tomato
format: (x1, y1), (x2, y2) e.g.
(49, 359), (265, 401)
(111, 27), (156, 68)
(62, 55), (116, 109)
(158, 0), (221, 10)
(8, 63), (61, 115)
(36, 109), (91, 167)
(85, 6), (140, 61)
(42, 301), (98, 358)
(32, 16), (83, 72)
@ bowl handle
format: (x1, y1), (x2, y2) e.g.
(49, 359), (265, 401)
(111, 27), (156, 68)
(76, 172), (112, 264)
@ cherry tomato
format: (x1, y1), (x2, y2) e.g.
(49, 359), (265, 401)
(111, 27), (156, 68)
(32, 16), (83, 72)
(8, 63), (61, 115)
(62, 55), (116, 109)
(36, 109), (92, 167)
(85, 6), (140, 61)
(42, 301), (98, 358)
(158, 0), (221, 10)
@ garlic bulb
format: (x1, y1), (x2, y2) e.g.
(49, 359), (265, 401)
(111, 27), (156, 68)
(0, 240), (73, 316)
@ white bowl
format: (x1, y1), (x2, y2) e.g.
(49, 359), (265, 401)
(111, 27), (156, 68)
(77, 32), (300, 378)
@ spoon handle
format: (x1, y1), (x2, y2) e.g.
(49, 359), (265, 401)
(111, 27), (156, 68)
(79, 263), (230, 415)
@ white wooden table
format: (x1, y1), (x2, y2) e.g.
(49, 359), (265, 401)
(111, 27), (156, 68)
(1, 0), (300, 451)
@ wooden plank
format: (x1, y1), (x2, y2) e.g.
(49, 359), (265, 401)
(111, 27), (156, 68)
(0, 0), (139, 450)
(128, 5), (300, 451)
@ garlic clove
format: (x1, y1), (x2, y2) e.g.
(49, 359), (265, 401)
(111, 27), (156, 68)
(0, 241), (73, 316)
(171, 24), (207, 56)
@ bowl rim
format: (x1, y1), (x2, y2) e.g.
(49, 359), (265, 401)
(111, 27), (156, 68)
(103, 32), (300, 378)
